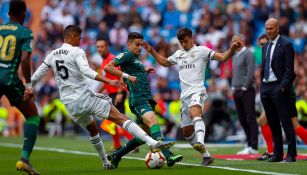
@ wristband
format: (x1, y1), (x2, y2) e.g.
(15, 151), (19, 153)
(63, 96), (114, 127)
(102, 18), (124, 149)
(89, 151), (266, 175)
(25, 82), (32, 89)
(122, 73), (129, 79)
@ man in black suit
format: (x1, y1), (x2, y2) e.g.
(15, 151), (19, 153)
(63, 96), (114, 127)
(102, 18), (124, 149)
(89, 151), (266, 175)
(260, 18), (297, 162)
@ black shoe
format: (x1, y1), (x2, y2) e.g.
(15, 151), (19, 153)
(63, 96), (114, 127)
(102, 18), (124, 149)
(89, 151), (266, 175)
(201, 157), (214, 166)
(107, 153), (121, 169)
(282, 156), (296, 163)
(166, 154), (183, 167)
(266, 156), (283, 162)
(257, 152), (273, 161)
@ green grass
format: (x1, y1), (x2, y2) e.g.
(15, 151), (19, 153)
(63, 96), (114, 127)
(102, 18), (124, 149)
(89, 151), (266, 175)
(0, 136), (306, 175)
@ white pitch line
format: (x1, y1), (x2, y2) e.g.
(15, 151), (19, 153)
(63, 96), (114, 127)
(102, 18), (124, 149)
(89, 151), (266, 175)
(0, 142), (299, 175)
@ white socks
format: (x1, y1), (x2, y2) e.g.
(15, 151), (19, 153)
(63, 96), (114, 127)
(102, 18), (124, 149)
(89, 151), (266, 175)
(193, 116), (206, 145)
(90, 134), (108, 162)
(185, 132), (197, 146)
(122, 120), (157, 146)
(186, 132), (211, 157)
(192, 117), (211, 157)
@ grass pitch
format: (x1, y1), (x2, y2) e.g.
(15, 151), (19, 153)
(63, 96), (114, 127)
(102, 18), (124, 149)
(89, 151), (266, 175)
(0, 136), (306, 175)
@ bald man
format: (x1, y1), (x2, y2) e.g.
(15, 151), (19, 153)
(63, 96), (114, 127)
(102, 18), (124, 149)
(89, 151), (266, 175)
(260, 18), (296, 162)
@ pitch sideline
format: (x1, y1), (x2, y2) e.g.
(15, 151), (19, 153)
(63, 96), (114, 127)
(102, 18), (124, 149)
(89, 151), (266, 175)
(0, 142), (299, 175)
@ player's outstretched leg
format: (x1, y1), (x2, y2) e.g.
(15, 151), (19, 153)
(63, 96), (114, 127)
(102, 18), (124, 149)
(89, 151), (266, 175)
(107, 138), (144, 169)
(109, 106), (175, 151)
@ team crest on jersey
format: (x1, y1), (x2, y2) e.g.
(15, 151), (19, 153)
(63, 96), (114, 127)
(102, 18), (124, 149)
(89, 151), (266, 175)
(116, 53), (124, 59)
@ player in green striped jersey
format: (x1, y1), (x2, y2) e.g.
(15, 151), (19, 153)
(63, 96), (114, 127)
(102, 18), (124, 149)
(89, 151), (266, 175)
(105, 32), (183, 169)
(0, 1), (40, 174)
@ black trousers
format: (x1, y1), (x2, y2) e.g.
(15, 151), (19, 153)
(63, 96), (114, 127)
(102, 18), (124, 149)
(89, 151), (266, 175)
(234, 87), (258, 149)
(109, 91), (127, 113)
(260, 82), (297, 158)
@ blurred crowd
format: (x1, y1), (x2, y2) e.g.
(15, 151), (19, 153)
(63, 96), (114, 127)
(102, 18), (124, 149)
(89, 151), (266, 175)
(0, 0), (306, 142)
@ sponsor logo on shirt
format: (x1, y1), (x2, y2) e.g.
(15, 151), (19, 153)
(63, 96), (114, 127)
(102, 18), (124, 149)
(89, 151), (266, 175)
(0, 63), (10, 68)
(179, 60), (195, 70)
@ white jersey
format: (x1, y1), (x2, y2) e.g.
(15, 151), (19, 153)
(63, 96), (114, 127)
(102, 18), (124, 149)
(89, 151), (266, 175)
(168, 45), (215, 99)
(31, 43), (98, 104)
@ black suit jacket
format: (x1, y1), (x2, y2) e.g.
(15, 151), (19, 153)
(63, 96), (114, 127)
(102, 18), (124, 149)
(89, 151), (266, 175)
(261, 35), (295, 91)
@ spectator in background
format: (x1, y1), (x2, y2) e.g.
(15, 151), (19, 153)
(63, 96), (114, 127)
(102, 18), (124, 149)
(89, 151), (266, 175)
(163, 1), (180, 30)
(102, 3), (118, 29)
(96, 21), (109, 42)
(109, 22), (128, 52)
(231, 35), (258, 155)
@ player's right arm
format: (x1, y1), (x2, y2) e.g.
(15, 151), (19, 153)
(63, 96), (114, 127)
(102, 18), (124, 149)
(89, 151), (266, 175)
(31, 54), (52, 85)
(104, 58), (137, 84)
(143, 41), (173, 67)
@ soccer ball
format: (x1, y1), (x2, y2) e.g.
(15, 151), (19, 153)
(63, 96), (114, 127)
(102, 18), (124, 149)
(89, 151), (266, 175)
(144, 151), (165, 169)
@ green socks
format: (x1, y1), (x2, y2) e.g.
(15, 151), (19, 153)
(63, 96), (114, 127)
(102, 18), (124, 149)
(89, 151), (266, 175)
(115, 138), (144, 158)
(21, 116), (40, 160)
(150, 124), (171, 158)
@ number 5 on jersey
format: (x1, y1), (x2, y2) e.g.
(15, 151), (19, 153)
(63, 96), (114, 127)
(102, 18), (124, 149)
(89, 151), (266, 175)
(56, 60), (69, 79)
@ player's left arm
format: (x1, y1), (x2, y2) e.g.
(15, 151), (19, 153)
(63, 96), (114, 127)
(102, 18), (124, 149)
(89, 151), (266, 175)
(21, 51), (35, 101)
(212, 40), (243, 62)
(21, 51), (32, 86)
(21, 29), (34, 87)
(21, 29), (35, 100)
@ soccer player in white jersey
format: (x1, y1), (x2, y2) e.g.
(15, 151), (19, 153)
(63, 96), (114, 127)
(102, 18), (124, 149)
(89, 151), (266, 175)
(143, 28), (243, 166)
(28, 25), (175, 170)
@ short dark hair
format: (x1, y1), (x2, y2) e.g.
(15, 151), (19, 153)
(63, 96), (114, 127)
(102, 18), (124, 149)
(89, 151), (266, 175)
(258, 34), (268, 41)
(63, 25), (82, 39)
(96, 36), (109, 45)
(177, 28), (192, 40)
(9, 0), (26, 17)
(127, 32), (143, 42)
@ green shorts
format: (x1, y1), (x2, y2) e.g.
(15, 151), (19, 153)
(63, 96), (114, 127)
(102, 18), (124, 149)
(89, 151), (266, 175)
(0, 80), (25, 106)
(129, 99), (157, 124)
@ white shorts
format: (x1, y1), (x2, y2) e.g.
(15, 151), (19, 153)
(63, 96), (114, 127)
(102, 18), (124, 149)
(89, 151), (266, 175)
(180, 91), (208, 128)
(65, 90), (112, 128)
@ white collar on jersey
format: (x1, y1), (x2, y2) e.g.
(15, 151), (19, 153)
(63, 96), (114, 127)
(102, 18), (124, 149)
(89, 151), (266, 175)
(63, 43), (73, 47)
(183, 44), (196, 53)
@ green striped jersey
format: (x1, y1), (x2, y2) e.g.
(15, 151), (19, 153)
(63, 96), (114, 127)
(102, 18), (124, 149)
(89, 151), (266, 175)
(0, 21), (33, 85)
(114, 51), (152, 105)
